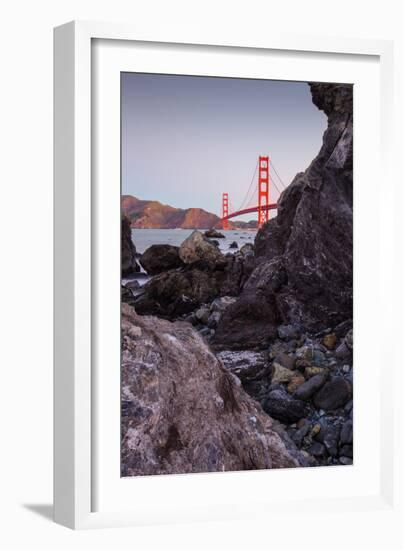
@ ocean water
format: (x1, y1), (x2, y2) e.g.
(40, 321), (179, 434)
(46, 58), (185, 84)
(131, 228), (257, 255)
(123, 229), (257, 287)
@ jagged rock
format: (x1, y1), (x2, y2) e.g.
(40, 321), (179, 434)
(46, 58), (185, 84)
(140, 244), (184, 275)
(216, 350), (269, 381)
(122, 215), (140, 276)
(121, 304), (300, 476)
(229, 241), (238, 249)
(204, 229), (225, 238)
(214, 84), (353, 348)
(313, 377), (352, 411)
(134, 253), (254, 320)
(134, 268), (217, 318)
(212, 289), (280, 350)
(271, 364), (295, 384)
(179, 230), (223, 267)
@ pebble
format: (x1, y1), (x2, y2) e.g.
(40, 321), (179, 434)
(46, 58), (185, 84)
(323, 332), (337, 350)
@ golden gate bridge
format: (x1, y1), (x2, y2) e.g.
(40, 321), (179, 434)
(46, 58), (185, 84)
(221, 155), (286, 229)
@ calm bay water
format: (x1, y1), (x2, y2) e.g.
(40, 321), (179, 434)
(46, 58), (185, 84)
(123, 229), (257, 287)
(131, 228), (257, 255)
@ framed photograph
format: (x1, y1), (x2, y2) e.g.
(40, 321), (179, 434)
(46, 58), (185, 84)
(54, 21), (396, 529)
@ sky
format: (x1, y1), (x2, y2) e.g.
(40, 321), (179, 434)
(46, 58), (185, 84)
(121, 73), (327, 221)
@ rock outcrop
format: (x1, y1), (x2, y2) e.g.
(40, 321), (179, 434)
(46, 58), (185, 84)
(179, 230), (223, 267)
(133, 245), (255, 320)
(121, 215), (140, 276)
(213, 83), (353, 349)
(121, 303), (300, 476)
(139, 244), (184, 275)
(122, 195), (226, 229)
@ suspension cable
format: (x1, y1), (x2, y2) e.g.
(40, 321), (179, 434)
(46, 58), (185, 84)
(269, 159), (286, 189)
(237, 159), (258, 212)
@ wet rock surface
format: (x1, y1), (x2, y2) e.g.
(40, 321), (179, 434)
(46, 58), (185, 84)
(139, 244), (184, 275)
(121, 303), (302, 476)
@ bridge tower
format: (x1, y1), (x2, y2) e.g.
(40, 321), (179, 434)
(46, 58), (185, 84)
(222, 192), (229, 230)
(258, 155), (270, 228)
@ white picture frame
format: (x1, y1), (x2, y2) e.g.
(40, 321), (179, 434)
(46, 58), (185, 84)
(54, 20), (397, 530)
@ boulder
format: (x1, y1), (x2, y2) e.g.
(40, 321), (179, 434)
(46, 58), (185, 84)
(313, 377), (352, 411)
(204, 229), (225, 239)
(214, 84), (353, 348)
(229, 241), (238, 249)
(140, 244), (184, 275)
(121, 215), (140, 276)
(263, 388), (310, 424)
(121, 303), (300, 476)
(179, 230), (223, 267)
(134, 253), (254, 320)
(294, 373), (327, 401)
(134, 268), (217, 319)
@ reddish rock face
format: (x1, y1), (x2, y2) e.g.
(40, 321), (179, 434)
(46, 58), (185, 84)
(122, 195), (225, 229)
(213, 83), (353, 349)
(121, 303), (301, 476)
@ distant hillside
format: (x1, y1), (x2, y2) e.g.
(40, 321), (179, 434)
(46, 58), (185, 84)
(122, 195), (226, 229)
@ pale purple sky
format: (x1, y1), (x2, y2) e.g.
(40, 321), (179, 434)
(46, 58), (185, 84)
(121, 73), (327, 220)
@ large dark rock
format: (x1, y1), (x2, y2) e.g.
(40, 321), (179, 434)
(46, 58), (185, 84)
(294, 373), (327, 401)
(313, 377), (352, 411)
(204, 229), (225, 238)
(213, 84), (353, 349)
(263, 388), (310, 424)
(121, 303), (300, 476)
(140, 244), (184, 275)
(134, 251), (255, 320)
(121, 215), (140, 276)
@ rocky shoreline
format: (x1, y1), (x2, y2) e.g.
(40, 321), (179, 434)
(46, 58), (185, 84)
(120, 82), (353, 474)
